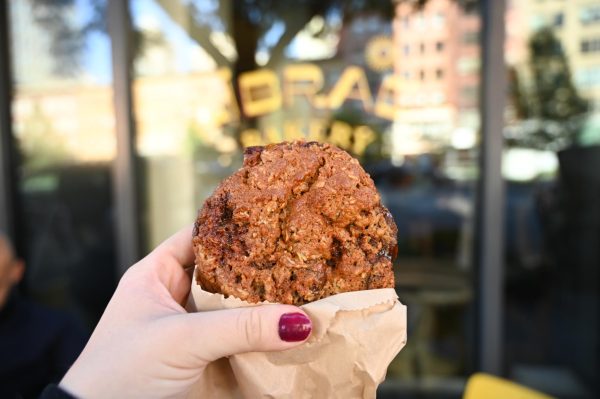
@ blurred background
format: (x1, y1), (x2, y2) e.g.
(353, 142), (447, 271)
(0, 0), (598, 397)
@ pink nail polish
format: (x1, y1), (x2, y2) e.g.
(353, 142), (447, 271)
(278, 312), (312, 342)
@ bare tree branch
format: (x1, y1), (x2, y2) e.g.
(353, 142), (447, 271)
(266, 4), (328, 68)
(154, 0), (230, 67)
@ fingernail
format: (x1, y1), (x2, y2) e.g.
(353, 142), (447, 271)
(278, 312), (312, 342)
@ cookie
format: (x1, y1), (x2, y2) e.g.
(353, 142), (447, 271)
(192, 141), (397, 305)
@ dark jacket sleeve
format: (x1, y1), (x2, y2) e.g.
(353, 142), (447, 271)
(39, 384), (78, 399)
(50, 313), (89, 382)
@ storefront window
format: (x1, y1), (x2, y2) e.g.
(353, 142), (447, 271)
(504, 0), (600, 397)
(8, 0), (117, 327)
(131, 0), (481, 394)
(1, 0), (598, 396)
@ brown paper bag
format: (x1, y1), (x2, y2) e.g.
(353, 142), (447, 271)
(186, 267), (407, 399)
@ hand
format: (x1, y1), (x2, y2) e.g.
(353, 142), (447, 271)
(60, 226), (312, 398)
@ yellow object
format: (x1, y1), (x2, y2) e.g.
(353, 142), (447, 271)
(365, 35), (394, 72)
(464, 373), (554, 399)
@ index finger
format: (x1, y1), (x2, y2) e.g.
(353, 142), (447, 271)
(151, 224), (196, 268)
(143, 225), (196, 304)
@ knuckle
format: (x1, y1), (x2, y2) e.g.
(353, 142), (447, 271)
(117, 268), (137, 289)
(238, 307), (265, 350)
(117, 263), (150, 291)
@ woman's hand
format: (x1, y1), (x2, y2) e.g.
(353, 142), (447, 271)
(60, 226), (311, 398)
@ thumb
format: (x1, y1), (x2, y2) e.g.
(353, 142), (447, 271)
(178, 305), (312, 363)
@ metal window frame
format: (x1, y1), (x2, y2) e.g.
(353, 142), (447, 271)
(107, 0), (141, 274)
(475, 0), (507, 375)
(0, 0), (142, 273)
(0, 0), (17, 243)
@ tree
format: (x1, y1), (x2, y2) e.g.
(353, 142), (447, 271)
(507, 27), (589, 151)
(24, 0), (476, 156)
(27, 0), (392, 80)
(26, 0), (397, 136)
(19, 103), (74, 171)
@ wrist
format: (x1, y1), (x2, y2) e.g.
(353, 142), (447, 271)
(40, 384), (78, 399)
(59, 362), (100, 399)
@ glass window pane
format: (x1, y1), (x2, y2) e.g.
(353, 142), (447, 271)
(130, 0), (481, 394)
(8, 0), (118, 327)
(504, 0), (600, 397)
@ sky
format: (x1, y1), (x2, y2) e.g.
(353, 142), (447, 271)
(80, 0), (216, 83)
(81, 0), (331, 82)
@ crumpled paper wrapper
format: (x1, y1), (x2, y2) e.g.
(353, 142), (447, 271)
(186, 267), (407, 399)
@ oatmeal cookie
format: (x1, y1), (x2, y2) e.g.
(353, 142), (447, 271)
(192, 141), (397, 305)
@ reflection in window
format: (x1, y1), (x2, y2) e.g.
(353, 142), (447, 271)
(505, 1), (600, 396)
(287, 14), (341, 61)
(553, 12), (564, 27)
(9, 0), (117, 327)
(11, 1), (116, 166)
(457, 57), (480, 75)
(580, 5), (600, 25)
(460, 86), (477, 102)
(415, 12), (425, 29)
(581, 38), (600, 54)
(432, 12), (445, 29)
(575, 67), (600, 87)
(431, 91), (445, 104)
(462, 31), (479, 45)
